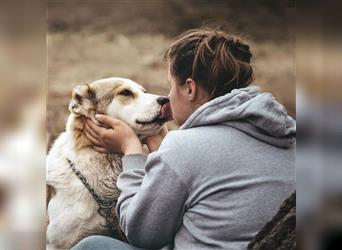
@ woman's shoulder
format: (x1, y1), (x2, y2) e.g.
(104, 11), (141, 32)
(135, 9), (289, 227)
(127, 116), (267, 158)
(161, 125), (239, 146)
(159, 127), (208, 149)
(157, 125), (237, 161)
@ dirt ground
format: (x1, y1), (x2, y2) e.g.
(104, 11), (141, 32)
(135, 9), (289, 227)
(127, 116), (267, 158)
(47, 1), (295, 146)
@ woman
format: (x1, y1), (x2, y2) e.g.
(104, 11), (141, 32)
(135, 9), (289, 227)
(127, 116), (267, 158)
(72, 28), (295, 250)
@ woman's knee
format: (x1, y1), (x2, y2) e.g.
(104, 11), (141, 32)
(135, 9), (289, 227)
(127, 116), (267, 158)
(71, 235), (142, 250)
(71, 235), (112, 250)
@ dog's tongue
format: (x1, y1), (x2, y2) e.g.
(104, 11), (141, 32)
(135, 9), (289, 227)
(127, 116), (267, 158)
(160, 102), (172, 121)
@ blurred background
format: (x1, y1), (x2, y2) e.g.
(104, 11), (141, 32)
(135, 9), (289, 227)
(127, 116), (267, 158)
(47, 0), (295, 146)
(0, 0), (341, 249)
(0, 1), (46, 249)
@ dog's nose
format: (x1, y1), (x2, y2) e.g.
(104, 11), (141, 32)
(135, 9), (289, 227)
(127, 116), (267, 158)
(157, 96), (169, 106)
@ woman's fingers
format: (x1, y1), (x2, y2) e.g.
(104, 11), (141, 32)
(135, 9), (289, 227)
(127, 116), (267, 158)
(84, 128), (103, 146)
(93, 146), (108, 153)
(84, 122), (101, 140)
(85, 118), (107, 134)
(82, 115), (141, 154)
(85, 118), (111, 139)
(95, 114), (121, 128)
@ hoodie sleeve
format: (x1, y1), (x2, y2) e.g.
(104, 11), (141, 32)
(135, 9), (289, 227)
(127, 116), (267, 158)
(116, 153), (188, 249)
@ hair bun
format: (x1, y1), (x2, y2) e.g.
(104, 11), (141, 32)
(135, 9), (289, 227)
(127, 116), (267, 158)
(229, 37), (252, 63)
(165, 27), (254, 99)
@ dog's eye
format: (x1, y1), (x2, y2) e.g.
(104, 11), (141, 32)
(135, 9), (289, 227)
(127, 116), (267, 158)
(119, 89), (133, 97)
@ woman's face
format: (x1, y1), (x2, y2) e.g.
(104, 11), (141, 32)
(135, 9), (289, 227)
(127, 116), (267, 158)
(168, 66), (193, 126)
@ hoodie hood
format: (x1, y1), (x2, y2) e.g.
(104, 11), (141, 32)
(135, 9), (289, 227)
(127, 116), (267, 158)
(179, 86), (296, 148)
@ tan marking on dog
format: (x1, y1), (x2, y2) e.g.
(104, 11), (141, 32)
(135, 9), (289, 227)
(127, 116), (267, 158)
(72, 116), (93, 151)
(114, 85), (138, 105)
(95, 85), (120, 114)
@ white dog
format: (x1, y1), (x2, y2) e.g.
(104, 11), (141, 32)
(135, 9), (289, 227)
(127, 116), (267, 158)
(47, 77), (172, 249)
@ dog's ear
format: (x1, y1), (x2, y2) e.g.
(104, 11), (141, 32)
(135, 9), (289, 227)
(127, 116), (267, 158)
(69, 84), (97, 117)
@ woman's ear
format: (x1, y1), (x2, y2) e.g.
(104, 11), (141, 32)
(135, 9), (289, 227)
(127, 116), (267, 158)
(185, 78), (210, 105)
(185, 78), (197, 101)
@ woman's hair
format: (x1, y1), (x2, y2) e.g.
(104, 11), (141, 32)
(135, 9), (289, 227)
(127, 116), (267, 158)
(165, 27), (254, 99)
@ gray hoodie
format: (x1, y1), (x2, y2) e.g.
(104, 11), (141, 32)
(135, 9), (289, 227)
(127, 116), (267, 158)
(116, 86), (296, 250)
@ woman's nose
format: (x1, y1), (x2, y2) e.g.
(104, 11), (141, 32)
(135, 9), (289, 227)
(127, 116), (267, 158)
(157, 96), (169, 106)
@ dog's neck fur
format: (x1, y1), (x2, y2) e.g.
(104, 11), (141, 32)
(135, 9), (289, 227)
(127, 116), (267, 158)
(66, 114), (93, 151)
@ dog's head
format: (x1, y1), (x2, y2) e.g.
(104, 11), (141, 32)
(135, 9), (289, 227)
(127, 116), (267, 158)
(69, 77), (172, 137)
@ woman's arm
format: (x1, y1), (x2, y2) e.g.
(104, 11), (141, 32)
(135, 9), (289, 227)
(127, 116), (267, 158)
(116, 153), (187, 249)
(84, 116), (185, 248)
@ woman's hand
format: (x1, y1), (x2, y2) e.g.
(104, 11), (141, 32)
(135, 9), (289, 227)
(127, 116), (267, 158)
(143, 126), (168, 153)
(84, 114), (143, 155)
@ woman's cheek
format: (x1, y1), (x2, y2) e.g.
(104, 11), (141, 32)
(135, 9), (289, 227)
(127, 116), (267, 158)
(169, 103), (180, 125)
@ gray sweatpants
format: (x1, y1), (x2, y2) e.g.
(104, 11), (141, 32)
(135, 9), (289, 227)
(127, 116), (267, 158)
(71, 235), (145, 250)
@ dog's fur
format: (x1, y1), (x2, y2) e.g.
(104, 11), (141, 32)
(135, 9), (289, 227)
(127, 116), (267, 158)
(47, 77), (168, 249)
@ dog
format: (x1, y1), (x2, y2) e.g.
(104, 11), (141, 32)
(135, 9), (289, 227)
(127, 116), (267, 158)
(47, 77), (172, 249)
